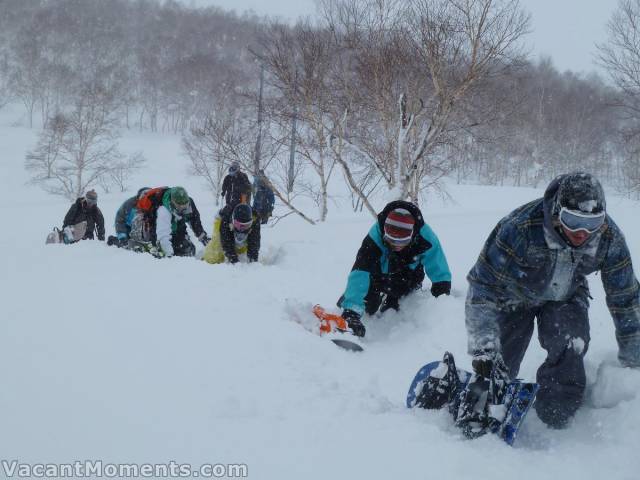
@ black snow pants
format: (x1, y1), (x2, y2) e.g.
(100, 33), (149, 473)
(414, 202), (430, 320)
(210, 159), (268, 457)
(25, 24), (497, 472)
(497, 291), (590, 428)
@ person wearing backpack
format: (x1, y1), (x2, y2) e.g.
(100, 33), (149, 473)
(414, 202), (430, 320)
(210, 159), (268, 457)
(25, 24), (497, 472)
(252, 170), (275, 225)
(133, 186), (209, 257)
(107, 187), (151, 247)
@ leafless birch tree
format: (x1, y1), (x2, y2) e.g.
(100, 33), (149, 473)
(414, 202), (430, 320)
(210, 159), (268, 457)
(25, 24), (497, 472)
(597, 0), (640, 194)
(25, 84), (144, 200)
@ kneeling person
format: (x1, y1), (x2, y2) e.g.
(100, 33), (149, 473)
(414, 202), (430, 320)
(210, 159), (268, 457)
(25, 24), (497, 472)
(132, 186), (209, 257)
(108, 187), (150, 247)
(466, 172), (640, 429)
(338, 200), (452, 337)
(203, 204), (260, 264)
(61, 189), (105, 243)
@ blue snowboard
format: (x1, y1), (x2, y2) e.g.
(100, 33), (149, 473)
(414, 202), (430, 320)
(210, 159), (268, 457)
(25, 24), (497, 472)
(407, 358), (539, 446)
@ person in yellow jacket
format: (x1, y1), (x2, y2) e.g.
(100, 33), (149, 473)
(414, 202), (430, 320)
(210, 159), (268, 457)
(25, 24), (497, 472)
(203, 203), (261, 264)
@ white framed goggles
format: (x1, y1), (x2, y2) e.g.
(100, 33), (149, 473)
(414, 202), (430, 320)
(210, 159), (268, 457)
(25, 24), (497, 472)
(558, 207), (605, 234)
(233, 218), (253, 232)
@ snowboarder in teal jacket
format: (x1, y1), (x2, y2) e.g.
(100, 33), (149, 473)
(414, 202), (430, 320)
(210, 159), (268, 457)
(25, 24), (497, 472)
(338, 200), (451, 337)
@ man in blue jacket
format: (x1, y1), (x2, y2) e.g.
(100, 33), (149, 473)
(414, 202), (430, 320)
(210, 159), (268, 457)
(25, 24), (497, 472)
(338, 200), (452, 337)
(108, 187), (150, 246)
(466, 172), (640, 428)
(252, 170), (275, 225)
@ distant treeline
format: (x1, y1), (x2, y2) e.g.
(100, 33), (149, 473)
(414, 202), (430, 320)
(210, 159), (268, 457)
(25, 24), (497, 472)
(1, 0), (639, 218)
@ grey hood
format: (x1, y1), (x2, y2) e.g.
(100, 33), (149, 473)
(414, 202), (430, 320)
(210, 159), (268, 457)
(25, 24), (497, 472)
(542, 174), (603, 254)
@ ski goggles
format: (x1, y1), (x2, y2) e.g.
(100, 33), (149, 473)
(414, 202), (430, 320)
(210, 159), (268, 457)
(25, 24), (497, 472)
(558, 207), (605, 234)
(233, 218), (253, 232)
(383, 226), (413, 248)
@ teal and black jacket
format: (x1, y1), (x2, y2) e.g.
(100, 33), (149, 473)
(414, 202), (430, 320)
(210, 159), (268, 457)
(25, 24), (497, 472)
(340, 201), (452, 315)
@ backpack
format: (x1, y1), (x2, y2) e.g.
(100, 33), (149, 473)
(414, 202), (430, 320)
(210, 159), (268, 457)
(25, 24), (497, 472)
(136, 187), (168, 213)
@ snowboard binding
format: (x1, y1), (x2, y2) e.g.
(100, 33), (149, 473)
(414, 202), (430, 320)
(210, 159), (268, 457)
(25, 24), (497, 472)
(407, 352), (539, 445)
(413, 351), (462, 409)
(453, 353), (510, 439)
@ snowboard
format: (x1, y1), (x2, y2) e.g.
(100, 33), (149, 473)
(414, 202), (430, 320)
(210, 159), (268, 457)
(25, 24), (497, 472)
(407, 354), (538, 446)
(311, 305), (364, 352)
(45, 221), (87, 244)
(45, 227), (63, 244)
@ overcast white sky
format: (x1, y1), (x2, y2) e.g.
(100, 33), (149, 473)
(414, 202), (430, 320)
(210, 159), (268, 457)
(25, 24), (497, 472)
(184, 0), (619, 75)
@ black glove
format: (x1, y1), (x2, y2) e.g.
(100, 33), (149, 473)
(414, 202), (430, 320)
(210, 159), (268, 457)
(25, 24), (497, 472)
(228, 255), (239, 264)
(471, 350), (496, 378)
(431, 281), (451, 298)
(342, 309), (366, 337)
(198, 232), (211, 246)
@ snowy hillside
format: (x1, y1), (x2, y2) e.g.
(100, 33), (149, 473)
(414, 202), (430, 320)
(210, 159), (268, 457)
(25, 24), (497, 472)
(2, 105), (640, 480)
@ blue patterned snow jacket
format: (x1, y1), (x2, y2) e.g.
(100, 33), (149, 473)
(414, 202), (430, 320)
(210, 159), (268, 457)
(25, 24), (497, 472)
(466, 176), (640, 367)
(340, 200), (451, 316)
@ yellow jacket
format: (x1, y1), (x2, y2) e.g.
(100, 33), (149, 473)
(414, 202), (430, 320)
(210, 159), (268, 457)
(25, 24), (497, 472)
(202, 216), (249, 264)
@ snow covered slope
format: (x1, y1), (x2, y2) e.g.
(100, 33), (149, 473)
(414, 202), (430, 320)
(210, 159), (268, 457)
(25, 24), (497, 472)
(2, 107), (640, 479)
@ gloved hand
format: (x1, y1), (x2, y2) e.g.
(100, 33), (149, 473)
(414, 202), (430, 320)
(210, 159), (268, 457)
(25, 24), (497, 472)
(198, 232), (211, 246)
(471, 350), (496, 378)
(342, 309), (366, 337)
(228, 255), (239, 264)
(431, 281), (451, 298)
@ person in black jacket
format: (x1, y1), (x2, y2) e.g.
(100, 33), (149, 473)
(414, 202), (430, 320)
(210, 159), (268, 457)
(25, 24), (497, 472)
(221, 162), (251, 207)
(337, 200), (451, 337)
(62, 189), (105, 242)
(203, 203), (260, 264)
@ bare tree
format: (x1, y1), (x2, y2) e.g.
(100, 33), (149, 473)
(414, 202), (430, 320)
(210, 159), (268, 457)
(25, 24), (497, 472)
(25, 113), (66, 179)
(25, 84), (144, 200)
(256, 20), (341, 221)
(597, 0), (640, 194)
(320, 0), (530, 205)
(0, 53), (12, 110)
(183, 110), (246, 203)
